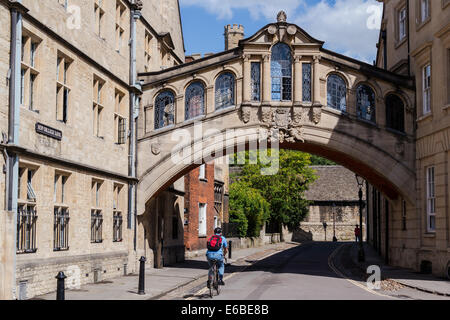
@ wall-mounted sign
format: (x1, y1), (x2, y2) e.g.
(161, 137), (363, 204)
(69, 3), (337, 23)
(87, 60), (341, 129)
(35, 123), (62, 141)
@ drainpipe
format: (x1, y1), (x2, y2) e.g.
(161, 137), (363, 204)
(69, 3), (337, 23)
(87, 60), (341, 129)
(128, 1), (142, 253)
(8, 0), (24, 300)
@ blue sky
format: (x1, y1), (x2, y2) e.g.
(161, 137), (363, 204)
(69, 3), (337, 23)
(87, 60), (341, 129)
(179, 0), (383, 63)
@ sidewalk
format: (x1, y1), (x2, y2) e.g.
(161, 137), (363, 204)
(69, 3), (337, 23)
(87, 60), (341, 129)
(347, 242), (450, 296)
(33, 242), (286, 300)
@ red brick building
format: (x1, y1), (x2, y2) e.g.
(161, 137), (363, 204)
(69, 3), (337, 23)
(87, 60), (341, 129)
(184, 161), (228, 256)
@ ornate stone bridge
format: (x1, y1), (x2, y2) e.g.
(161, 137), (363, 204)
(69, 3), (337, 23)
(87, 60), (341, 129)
(136, 13), (416, 217)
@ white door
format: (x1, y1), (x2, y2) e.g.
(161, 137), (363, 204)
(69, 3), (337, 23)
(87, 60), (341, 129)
(198, 203), (207, 236)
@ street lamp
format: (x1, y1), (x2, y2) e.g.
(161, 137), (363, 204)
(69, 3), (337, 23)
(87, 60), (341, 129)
(355, 174), (365, 262)
(332, 203), (337, 242)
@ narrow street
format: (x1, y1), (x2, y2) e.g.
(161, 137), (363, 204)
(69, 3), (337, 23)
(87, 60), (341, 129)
(175, 242), (449, 301)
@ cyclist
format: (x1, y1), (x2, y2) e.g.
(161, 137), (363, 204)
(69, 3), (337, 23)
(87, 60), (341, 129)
(206, 227), (228, 288)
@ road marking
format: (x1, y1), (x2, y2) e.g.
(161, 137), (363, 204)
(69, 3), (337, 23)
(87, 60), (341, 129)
(328, 244), (396, 299)
(186, 247), (288, 300)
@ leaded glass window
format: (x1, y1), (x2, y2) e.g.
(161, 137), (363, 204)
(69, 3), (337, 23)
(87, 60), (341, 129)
(356, 85), (376, 122)
(385, 94), (404, 132)
(302, 63), (312, 102)
(215, 73), (235, 110)
(154, 91), (175, 129)
(185, 82), (205, 119)
(251, 62), (261, 101)
(327, 74), (347, 111)
(271, 43), (292, 101)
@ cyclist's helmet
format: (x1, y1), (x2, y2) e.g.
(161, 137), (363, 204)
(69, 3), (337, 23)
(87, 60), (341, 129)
(214, 227), (222, 235)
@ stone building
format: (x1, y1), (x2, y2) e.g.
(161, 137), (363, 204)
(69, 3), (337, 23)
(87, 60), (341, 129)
(299, 166), (366, 242)
(371, 0), (450, 277)
(0, 0), (185, 299)
(183, 158), (229, 258)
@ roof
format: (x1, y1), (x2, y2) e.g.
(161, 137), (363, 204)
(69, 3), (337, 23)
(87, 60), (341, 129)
(305, 166), (366, 201)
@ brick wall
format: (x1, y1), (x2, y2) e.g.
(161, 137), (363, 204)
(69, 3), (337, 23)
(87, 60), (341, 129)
(184, 164), (216, 252)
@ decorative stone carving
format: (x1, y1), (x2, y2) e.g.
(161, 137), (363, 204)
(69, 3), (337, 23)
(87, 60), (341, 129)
(241, 105), (251, 123)
(261, 107), (272, 124)
(268, 25), (277, 35)
(277, 11), (287, 23)
(292, 108), (304, 126)
(311, 105), (322, 124)
(266, 108), (305, 143)
(395, 142), (405, 156)
(151, 143), (161, 155)
(273, 108), (291, 129)
(287, 25), (297, 35)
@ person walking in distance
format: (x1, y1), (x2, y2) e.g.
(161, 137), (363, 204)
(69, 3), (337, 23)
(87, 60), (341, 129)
(354, 225), (361, 242)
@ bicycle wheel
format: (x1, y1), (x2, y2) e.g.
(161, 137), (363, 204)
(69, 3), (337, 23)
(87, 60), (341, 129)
(209, 265), (215, 298)
(215, 269), (221, 295)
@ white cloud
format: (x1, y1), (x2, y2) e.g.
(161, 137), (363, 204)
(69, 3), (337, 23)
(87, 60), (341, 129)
(294, 0), (382, 63)
(180, 0), (383, 63)
(179, 0), (304, 20)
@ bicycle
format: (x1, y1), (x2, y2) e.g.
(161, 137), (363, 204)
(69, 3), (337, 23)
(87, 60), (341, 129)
(208, 259), (221, 298)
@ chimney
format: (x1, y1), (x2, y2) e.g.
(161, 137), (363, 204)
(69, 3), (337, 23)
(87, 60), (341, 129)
(224, 24), (244, 50)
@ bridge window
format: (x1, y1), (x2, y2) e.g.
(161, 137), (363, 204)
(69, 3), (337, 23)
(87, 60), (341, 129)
(271, 43), (292, 101)
(327, 74), (347, 111)
(185, 82), (205, 120)
(356, 85), (376, 123)
(302, 63), (312, 102)
(215, 73), (235, 110)
(154, 91), (175, 129)
(385, 94), (405, 132)
(251, 62), (261, 101)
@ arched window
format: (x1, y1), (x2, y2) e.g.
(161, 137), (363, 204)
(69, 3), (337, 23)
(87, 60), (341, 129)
(215, 73), (235, 110)
(271, 43), (292, 101)
(327, 74), (347, 111)
(154, 91), (174, 129)
(356, 85), (376, 122)
(386, 94), (405, 132)
(185, 82), (205, 120)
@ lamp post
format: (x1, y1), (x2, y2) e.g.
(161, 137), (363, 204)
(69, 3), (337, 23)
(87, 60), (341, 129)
(332, 203), (337, 242)
(355, 174), (365, 262)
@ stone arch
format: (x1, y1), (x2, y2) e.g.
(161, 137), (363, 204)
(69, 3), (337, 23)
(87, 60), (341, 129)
(151, 85), (179, 102)
(212, 65), (241, 81)
(137, 120), (416, 216)
(180, 75), (209, 92)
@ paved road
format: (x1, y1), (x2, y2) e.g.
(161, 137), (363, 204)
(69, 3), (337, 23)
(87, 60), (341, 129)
(205, 242), (388, 300)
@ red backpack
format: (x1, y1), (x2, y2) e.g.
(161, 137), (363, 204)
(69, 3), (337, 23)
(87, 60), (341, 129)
(207, 235), (222, 251)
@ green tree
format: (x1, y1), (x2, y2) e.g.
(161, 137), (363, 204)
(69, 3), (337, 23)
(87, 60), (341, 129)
(235, 149), (317, 237)
(310, 155), (336, 166)
(229, 181), (270, 237)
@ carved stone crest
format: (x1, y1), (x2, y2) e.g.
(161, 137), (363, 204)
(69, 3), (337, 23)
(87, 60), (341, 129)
(267, 108), (305, 143)
(273, 109), (290, 129)
(151, 143), (161, 155)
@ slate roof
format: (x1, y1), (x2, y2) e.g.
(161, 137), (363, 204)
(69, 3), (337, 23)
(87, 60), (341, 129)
(305, 166), (366, 201)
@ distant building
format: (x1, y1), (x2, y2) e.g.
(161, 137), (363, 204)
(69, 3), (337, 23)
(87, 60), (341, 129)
(298, 166), (366, 242)
(183, 159), (229, 257)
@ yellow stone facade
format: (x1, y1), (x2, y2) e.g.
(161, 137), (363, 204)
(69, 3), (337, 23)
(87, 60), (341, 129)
(0, 0), (185, 299)
(373, 0), (450, 278)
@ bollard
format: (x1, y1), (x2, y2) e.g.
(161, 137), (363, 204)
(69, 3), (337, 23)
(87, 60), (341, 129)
(56, 271), (67, 300)
(138, 256), (146, 295)
(228, 240), (232, 259)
